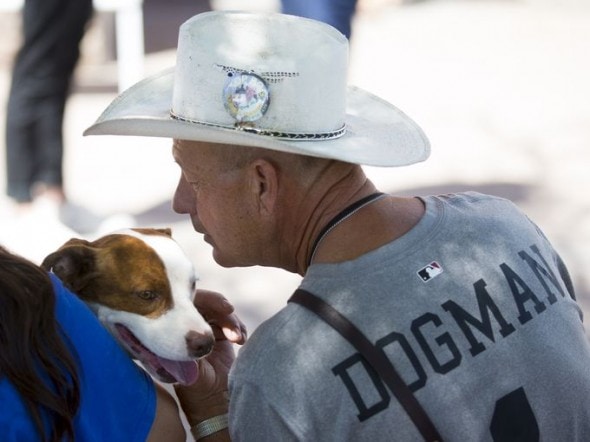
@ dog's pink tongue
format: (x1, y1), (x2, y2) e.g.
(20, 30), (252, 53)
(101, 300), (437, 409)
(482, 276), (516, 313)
(158, 357), (199, 386)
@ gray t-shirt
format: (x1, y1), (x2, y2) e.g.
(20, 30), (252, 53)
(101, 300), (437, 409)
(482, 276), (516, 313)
(229, 192), (590, 441)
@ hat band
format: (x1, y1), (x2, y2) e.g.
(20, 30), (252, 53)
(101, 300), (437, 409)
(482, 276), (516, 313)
(170, 110), (346, 141)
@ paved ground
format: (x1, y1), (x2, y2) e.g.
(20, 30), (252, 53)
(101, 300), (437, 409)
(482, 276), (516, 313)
(1, 0), (589, 340)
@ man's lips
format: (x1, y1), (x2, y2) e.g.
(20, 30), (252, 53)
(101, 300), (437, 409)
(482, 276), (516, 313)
(189, 218), (212, 245)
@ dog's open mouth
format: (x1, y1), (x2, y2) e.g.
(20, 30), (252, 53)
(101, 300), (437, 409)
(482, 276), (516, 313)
(114, 323), (198, 385)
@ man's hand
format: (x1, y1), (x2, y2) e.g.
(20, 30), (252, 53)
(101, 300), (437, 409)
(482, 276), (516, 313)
(195, 289), (247, 346)
(175, 289), (247, 425)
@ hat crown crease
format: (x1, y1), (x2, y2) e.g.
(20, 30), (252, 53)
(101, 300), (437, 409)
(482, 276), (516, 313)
(171, 11), (349, 136)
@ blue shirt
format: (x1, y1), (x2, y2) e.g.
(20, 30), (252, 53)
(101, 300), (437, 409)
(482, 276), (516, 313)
(0, 274), (156, 441)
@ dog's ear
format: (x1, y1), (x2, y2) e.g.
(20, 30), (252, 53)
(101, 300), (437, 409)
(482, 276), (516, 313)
(132, 227), (173, 237)
(41, 242), (97, 293)
(158, 228), (173, 237)
(148, 227), (172, 237)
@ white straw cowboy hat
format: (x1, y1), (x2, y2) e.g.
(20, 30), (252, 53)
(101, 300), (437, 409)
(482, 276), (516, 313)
(84, 11), (430, 167)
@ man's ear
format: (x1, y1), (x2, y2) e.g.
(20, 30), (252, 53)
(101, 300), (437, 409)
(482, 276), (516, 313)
(248, 158), (279, 215)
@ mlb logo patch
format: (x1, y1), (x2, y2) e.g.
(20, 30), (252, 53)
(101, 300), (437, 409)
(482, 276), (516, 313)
(418, 261), (443, 282)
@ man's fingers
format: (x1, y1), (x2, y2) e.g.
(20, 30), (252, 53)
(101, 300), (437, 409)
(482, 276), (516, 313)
(210, 318), (247, 344)
(195, 289), (247, 343)
(222, 322), (247, 344)
(195, 289), (234, 316)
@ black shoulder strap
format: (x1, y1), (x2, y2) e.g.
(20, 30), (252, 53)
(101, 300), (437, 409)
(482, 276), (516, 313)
(289, 289), (442, 442)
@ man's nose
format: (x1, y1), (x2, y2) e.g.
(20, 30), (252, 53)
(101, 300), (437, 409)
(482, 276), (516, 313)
(172, 174), (195, 214)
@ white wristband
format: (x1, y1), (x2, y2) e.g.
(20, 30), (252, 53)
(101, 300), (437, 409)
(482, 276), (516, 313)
(191, 413), (229, 440)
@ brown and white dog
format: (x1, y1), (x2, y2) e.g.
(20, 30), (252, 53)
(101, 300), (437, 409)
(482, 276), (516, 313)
(41, 228), (213, 386)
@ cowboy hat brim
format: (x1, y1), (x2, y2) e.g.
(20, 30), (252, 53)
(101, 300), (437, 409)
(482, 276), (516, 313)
(84, 67), (430, 167)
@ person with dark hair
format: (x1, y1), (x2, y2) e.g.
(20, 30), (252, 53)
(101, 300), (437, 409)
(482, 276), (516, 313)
(0, 246), (245, 441)
(0, 246), (80, 441)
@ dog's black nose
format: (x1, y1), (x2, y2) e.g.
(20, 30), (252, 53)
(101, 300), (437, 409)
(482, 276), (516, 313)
(185, 331), (214, 358)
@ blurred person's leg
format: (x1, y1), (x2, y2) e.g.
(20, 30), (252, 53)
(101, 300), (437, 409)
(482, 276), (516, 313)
(5, 0), (93, 205)
(281, 0), (358, 39)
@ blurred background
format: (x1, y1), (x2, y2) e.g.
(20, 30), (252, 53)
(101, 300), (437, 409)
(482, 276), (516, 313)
(0, 0), (588, 339)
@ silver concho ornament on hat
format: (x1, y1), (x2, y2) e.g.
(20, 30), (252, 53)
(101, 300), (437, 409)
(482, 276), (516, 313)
(222, 72), (270, 123)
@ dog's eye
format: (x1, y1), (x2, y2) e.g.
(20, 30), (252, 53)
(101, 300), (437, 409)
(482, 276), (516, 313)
(136, 290), (158, 301)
